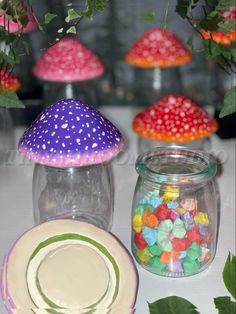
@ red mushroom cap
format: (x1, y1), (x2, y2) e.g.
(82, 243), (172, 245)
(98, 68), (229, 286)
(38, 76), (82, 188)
(132, 95), (218, 142)
(124, 28), (192, 68)
(33, 37), (104, 82)
(0, 10), (37, 34)
(0, 69), (21, 92)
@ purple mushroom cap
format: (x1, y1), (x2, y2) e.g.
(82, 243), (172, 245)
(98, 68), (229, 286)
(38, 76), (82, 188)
(18, 99), (124, 167)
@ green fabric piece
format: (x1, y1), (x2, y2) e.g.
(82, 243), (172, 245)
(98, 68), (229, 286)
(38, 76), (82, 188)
(183, 259), (200, 273)
(186, 242), (201, 260)
(159, 219), (173, 233)
(149, 257), (166, 272)
(158, 237), (172, 252)
(134, 204), (154, 215)
(149, 244), (162, 256)
(172, 218), (186, 239)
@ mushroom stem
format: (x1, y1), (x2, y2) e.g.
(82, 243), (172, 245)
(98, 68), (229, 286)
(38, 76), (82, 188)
(65, 83), (73, 98)
(153, 68), (162, 91)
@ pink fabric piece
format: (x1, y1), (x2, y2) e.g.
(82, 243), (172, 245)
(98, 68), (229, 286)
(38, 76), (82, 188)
(33, 37), (104, 82)
(180, 198), (197, 212)
(0, 11), (37, 34)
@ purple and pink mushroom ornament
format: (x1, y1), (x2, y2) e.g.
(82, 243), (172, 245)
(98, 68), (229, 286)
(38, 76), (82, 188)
(33, 37), (105, 106)
(18, 99), (124, 229)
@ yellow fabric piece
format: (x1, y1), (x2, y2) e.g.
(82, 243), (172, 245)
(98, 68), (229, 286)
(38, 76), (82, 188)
(163, 185), (179, 202)
(136, 248), (151, 263)
(194, 212), (209, 226)
(177, 207), (186, 215)
(132, 214), (143, 233)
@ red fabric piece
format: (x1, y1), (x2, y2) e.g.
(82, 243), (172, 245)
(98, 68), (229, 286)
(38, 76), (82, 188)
(134, 232), (147, 250)
(187, 228), (203, 245)
(172, 237), (192, 251)
(154, 204), (170, 221)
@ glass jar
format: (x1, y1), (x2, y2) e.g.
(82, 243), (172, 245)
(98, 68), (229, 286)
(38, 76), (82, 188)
(131, 146), (218, 277)
(42, 81), (100, 108)
(133, 67), (182, 107)
(138, 137), (210, 154)
(32, 163), (113, 230)
(0, 108), (15, 164)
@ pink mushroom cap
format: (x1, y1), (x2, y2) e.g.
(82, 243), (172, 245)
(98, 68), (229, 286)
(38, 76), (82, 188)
(33, 37), (105, 82)
(0, 10), (38, 34)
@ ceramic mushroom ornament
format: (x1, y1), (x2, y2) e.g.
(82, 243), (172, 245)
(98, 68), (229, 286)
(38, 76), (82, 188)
(0, 68), (21, 92)
(132, 94), (218, 153)
(18, 98), (124, 229)
(33, 37), (104, 107)
(124, 28), (192, 106)
(0, 9), (38, 34)
(0, 69), (21, 160)
(1, 219), (138, 313)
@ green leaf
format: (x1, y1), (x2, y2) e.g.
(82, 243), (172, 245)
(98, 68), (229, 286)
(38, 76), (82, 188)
(200, 12), (225, 32)
(65, 8), (80, 23)
(0, 91), (25, 109)
(148, 296), (200, 314)
(23, 40), (30, 55)
(140, 10), (158, 23)
(187, 35), (194, 52)
(95, 0), (109, 11)
(214, 296), (236, 314)
(66, 26), (76, 34)
(222, 252), (236, 297)
(44, 13), (57, 25)
(81, 0), (94, 19)
(176, 0), (199, 19)
(57, 28), (64, 33)
(216, 0), (235, 11)
(8, 48), (20, 64)
(203, 40), (224, 59)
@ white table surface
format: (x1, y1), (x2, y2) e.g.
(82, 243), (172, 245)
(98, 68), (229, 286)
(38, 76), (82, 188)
(0, 106), (235, 314)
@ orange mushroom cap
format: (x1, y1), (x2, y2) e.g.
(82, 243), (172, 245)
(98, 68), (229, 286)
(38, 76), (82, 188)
(124, 28), (192, 68)
(0, 69), (21, 92)
(132, 95), (218, 142)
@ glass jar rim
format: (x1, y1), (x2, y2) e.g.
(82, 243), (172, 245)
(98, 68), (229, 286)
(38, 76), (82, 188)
(135, 146), (217, 185)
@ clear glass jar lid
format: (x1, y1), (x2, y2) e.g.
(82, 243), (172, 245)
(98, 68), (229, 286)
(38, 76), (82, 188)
(135, 146), (217, 185)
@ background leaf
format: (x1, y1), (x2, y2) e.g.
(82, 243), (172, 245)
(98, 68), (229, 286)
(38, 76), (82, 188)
(44, 13), (57, 25)
(214, 296), (236, 314)
(200, 12), (225, 32)
(175, 0), (199, 18)
(220, 87), (236, 118)
(65, 8), (80, 23)
(66, 26), (76, 34)
(222, 252), (236, 298)
(140, 10), (158, 23)
(148, 296), (200, 314)
(0, 91), (25, 109)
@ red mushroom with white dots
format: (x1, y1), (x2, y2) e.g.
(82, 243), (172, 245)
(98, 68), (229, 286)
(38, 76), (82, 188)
(132, 94), (218, 143)
(0, 68), (21, 92)
(124, 28), (192, 68)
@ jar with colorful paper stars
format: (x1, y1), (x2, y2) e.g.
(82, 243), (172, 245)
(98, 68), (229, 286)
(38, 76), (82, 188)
(131, 146), (218, 277)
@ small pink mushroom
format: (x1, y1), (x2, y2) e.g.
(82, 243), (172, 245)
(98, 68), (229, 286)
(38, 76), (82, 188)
(0, 10), (37, 34)
(33, 37), (104, 83)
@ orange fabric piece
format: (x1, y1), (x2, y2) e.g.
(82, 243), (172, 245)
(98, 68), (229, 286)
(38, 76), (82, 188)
(160, 250), (180, 264)
(142, 211), (159, 228)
